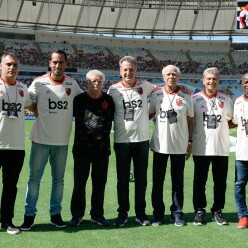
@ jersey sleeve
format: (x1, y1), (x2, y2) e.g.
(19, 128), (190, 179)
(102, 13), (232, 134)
(146, 81), (156, 95)
(23, 84), (33, 107)
(232, 99), (239, 124)
(149, 91), (156, 115)
(107, 85), (113, 96)
(28, 79), (39, 100)
(74, 81), (83, 96)
(226, 95), (234, 120)
(186, 95), (194, 118)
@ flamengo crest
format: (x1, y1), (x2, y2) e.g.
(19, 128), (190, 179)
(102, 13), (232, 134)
(65, 88), (71, 96)
(18, 89), (24, 97)
(137, 87), (143, 95)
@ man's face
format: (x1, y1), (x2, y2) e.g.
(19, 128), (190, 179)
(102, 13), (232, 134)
(120, 61), (137, 86)
(242, 75), (248, 95)
(49, 52), (67, 79)
(203, 73), (219, 92)
(0, 55), (19, 83)
(163, 66), (179, 88)
(88, 75), (103, 94)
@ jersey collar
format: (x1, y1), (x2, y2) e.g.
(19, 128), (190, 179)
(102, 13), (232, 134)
(48, 73), (65, 85)
(0, 76), (17, 86)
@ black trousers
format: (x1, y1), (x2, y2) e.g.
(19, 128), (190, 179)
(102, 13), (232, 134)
(114, 141), (149, 218)
(0, 150), (25, 223)
(70, 152), (109, 218)
(193, 155), (228, 212)
(152, 152), (185, 220)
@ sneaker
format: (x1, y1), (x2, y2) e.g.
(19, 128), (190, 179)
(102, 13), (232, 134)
(135, 215), (150, 226)
(171, 215), (186, 227)
(68, 217), (83, 227)
(20, 215), (35, 231)
(114, 215), (128, 227)
(152, 218), (162, 226)
(50, 214), (66, 228)
(90, 216), (110, 227)
(194, 210), (205, 226)
(1, 222), (20, 235)
(212, 210), (228, 225)
(237, 217), (248, 229)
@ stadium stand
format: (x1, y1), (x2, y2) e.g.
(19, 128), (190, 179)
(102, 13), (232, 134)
(0, 36), (246, 99)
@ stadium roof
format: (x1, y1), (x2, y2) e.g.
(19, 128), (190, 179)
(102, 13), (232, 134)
(0, 0), (243, 38)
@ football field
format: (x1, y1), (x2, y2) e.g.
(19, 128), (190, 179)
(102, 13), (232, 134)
(0, 121), (247, 248)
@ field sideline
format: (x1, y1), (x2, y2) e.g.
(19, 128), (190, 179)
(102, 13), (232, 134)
(0, 121), (247, 248)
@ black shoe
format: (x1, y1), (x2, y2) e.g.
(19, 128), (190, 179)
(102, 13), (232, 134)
(212, 210), (229, 225)
(68, 217), (83, 227)
(90, 216), (110, 227)
(135, 215), (150, 226)
(114, 215), (128, 227)
(50, 214), (66, 228)
(1, 222), (20, 235)
(20, 215), (35, 231)
(152, 218), (163, 226)
(194, 210), (205, 226)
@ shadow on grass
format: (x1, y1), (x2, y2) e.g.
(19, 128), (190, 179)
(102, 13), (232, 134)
(23, 216), (147, 233)
(23, 212), (238, 232)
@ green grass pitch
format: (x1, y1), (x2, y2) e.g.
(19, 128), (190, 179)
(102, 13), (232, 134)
(0, 121), (247, 248)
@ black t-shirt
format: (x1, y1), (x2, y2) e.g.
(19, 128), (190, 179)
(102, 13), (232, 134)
(72, 91), (115, 156)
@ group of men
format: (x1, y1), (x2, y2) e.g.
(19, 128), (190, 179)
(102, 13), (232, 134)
(0, 51), (248, 235)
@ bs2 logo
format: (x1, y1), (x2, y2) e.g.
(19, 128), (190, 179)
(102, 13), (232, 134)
(122, 100), (142, 109)
(203, 112), (222, 122)
(2, 100), (22, 111)
(48, 99), (68, 110)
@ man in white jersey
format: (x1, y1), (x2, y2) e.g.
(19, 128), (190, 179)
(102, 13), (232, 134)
(232, 73), (248, 228)
(192, 67), (233, 226)
(20, 50), (82, 231)
(149, 65), (194, 227)
(108, 56), (156, 226)
(0, 53), (32, 234)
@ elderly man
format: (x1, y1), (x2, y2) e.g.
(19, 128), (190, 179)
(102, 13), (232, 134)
(0, 53), (32, 234)
(149, 65), (194, 227)
(108, 56), (156, 226)
(192, 67), (233, 226)
(69, 70), (115, 227)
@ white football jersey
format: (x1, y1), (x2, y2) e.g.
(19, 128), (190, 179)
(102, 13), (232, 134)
(192, 90), (233, 156)
(28, 73), (82, 145)
(108, 79), (156, 143)
(0, 77), (32, 150)
(233, 94), (248, 160)
(149, 87), (194, 154)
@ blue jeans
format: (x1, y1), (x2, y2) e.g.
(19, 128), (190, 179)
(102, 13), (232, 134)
(235, 160), (248, 219)
(114, 141), (149, 218)
(24, 143), (68, 216)
(152, 152), (185, 220)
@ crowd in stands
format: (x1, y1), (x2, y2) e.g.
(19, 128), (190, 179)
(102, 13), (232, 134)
(1, 40), (246, 101)
(2, 40), (248, 75)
